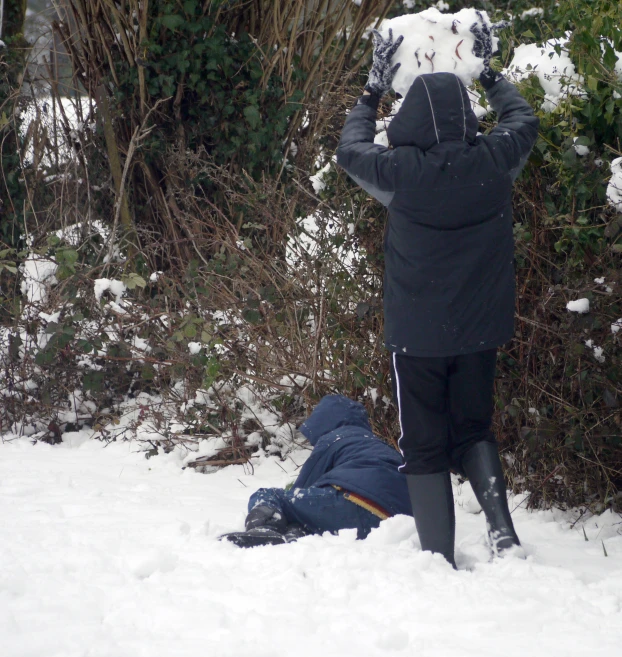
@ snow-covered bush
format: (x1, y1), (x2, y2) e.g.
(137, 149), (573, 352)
(3, 0), (622, 510)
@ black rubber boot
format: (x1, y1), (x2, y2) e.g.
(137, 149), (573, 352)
(283, 524), (309, 543)
(461, 441), (521, 555)
(221, 527), (286, 548)
(406, 472), (456, 569)
(244, 504), (287, 533)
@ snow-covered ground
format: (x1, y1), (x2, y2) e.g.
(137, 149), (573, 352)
(2, 435), (621, 657)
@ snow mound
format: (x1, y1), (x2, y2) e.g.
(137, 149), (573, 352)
(608, 157), (622, 212)
(378, 8), (497, 94)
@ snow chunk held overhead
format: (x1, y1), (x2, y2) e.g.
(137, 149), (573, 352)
(566, 298), (589, 313)
(607, 158), (622, 212)
(378, 8), (498, 94)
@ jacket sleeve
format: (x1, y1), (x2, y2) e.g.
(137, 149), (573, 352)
(483, 78), (540, 181)
(335, 98), (401, 207)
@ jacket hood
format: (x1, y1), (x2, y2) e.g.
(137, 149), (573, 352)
(387, 73), (479, 151)
(299, 395), (372, 445)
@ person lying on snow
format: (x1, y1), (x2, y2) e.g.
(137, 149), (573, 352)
(221, 394), (412, 548)
(335, 18), (539, 567)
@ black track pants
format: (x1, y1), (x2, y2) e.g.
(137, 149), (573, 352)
(390, 349), (498, 475)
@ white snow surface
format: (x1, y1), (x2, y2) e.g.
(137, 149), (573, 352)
(378, 8), (497, 94)
(1, 436), (622, 656)
(608, 157), (622, 212)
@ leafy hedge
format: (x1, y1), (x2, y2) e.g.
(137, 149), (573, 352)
(3, 0), (622, 510)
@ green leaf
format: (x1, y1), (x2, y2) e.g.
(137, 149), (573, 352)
(83, 371), (105, 393)
(141, 364), (156, 381)
(242, 308), (262, 324)
(243, 105), (261, 129)
(603, 46), (618, 70)
(58, 248), (79, 264)
(76, 339), (93, 354)
(161, 15), (185, 30)
(56, 266), (74, 281)
(123, 273), (147, 290)
(562, 147), (577, 168)
(522, 30), (536, 39)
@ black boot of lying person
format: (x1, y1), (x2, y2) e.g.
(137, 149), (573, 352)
(221, 523), (308, 548)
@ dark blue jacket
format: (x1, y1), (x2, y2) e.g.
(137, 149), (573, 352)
(294, 395), (411, 517)
(336, 74), (539, 357)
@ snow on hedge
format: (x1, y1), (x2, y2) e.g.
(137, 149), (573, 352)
(20, 255), (58, 307)
(504, 39), (583, 112)
(94, 278), (127, 303)
(584, 339), (605, 363)
(608, 157), (622, 212)
(566, 298), (590, 313)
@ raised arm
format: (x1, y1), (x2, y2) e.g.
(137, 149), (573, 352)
(336, 95), (399, 207)
(335, 28), (405, 207)
(470, 15), (539, 179)
(484, 78), (540, 180)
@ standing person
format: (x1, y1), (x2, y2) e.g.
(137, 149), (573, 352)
(336, 20), (539, 567)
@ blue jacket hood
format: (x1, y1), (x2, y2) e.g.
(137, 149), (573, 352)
(295, 395), (411, 517)
(299, 395), (372, 446)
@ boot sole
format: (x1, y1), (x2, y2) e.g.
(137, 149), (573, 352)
(220, 532), (286, 548)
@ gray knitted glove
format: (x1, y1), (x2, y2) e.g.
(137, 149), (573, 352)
(471, 13), (507, 89)
(365, 28), (404, 97)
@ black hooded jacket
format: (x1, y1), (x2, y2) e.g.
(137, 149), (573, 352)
(336, 74), (539, 357)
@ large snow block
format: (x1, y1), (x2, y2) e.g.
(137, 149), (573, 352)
(377, 8), (498, 95)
